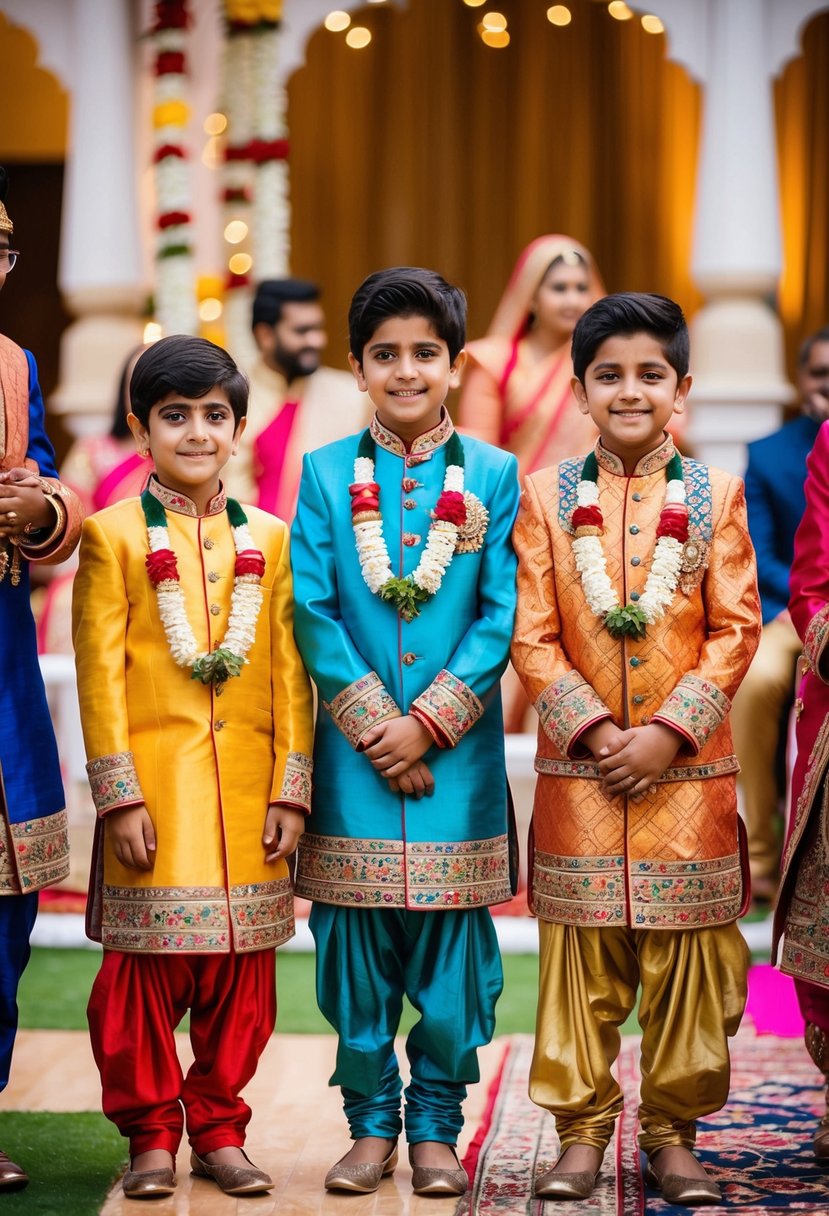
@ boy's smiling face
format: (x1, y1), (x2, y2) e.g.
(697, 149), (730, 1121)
(348, 315), (466, 443)
(572, 332), (691, 470)
(128, 388), (245, 507)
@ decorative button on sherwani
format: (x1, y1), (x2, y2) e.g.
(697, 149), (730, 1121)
(214, 719), (226, 731)
(402, 533), (421, 547)
(207, 571), (220, 583)
(203, 537), (215, 549)
(210, 603), (221, 616)
(631, 555), (641, 566)
(404, 499), (417, 511)
(402, 652), (418, 666)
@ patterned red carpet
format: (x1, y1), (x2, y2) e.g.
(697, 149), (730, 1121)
(458, 1028), (829, 1214)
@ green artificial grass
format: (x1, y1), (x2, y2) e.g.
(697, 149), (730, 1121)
(0, 1112), (125, 1215)
(17, 947), (615, 1035)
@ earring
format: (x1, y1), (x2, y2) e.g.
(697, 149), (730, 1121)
(139, 449), (150, 459)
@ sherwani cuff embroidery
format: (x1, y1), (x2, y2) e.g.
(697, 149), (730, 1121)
(537, 671), (613, 758)
(276, 751), (313, 813)
(652, 674), (731, 755)
(324, 672), (401, 749)
(804, 604), (829, 682)
(86, 752), (145, 817)
(410, 706), (449, 749)
(410, 669), (484, 748)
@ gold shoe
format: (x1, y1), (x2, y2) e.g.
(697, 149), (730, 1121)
(534, 1165), (598, 1200)
(0, 1149), (29, 1191)
(645, 1161), (721, 1205)
(121, 1166), (176, 1199)
(409, 1144), (468, 1196)
(190, 1149), (272, 1195)
(324, 1141), (398, 1193)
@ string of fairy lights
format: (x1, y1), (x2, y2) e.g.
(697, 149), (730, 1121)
(323, 2), (664, 52)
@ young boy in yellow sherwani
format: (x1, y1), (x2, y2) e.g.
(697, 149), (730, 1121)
(512, 293), (761, 1205)
(72, 336), (313, 1200)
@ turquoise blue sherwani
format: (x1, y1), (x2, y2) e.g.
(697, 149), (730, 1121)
(291, 410), (519, 1143)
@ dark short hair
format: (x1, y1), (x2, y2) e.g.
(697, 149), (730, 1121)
(252, 278), (320, 328)
(348, 267), (467, 363)
(129, 335), (248, 427)
(572, 292), (690, 382)
(798, 325), (829, 367)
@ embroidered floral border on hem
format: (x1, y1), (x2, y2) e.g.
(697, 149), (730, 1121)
(295, 831), (510, 908)
(86, 752), (144, 816)
(532, 850), (626, 926)
(99, 877), (294, 952)
(324, 672), (401, 749)
(10, 809), (70, 891)
(278, 751), (312, 812)
(654, 674), (731, 754)
(411, 669), (484, 748)
(536, 671), (612, 756)
(805, 603), (829, 680)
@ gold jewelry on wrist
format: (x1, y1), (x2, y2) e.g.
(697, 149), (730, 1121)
(18, 489), (67, 555)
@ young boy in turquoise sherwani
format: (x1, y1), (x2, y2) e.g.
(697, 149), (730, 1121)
(291, 267), (519, 1198)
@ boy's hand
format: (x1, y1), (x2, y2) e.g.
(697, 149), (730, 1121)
(263, 806), (305, 863)
(387, 760), (435, 800)
(580, 719), (630, 762)
(107, 804), (156, 871)
(360, 715), (433, 777)
(0, 476), (53, 537)
(598, 723), (682, 798)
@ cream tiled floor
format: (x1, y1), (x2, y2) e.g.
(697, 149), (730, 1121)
(6, 1031), (506, 1214)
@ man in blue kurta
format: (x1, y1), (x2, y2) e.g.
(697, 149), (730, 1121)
(0, 168), (83, 1188)
(291, 267), (519, 1198)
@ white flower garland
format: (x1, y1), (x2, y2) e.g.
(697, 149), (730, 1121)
(147, 518), (263, 670)
(573, 467), (687, 632)
(352, 454), (464, 599)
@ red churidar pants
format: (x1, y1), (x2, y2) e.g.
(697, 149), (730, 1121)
(87, 948), (276, 1156)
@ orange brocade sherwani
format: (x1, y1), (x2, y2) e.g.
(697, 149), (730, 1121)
(512, 436), (761, 929)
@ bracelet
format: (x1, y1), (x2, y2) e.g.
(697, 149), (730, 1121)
(18, 491), (66, 554)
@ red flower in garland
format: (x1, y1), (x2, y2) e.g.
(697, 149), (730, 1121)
(249, 138), (290, 164)
(152, 0), (189, 31)
(572, 505), (603, 530)
(146, 549), (179, 585)
(153, 144), (186, 163)
(155, 51), (186, 75)
(349, 481), (381, 517)
(656, 507), (689, 543)
(158, 210), (192, 230)
(434, 490), (466, 527)
(235, 550), (266, 578)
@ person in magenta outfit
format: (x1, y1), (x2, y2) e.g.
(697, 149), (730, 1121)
(774, 416), (829, 1162)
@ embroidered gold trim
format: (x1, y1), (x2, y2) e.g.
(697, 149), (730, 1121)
(86, 751), (144, 816)
(295, 831), (511, 909)
(411, 669), (484, 748)
(533, 754), (740, 782)
(279, 751), (313, 812)
(324, 672), (401, 749)
(100, 877), (295, 953)
(654, 674), (731, 753)
(595, 435), (675, 478)
(804, 603), (829, 678)
(147, 474), (227, 517)
(536, 671), (610, 755)
(0, 809), (70, 894)
(370, 409), (454, 458)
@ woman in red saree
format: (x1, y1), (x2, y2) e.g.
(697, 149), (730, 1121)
(458, 235), (605, 479)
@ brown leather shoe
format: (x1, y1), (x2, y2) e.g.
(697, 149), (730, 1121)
(190, 1149), (272, 1195)
(324, 1140), (398, 1193)
(815, 1118), (829, 1161)
(0, 1149), (28, 1191)
(121, 1166), (176, 1199)
(409, 1144), (468, 1196)
(645, 1160), (721, 1205)
(534, 1165), (598, 1200)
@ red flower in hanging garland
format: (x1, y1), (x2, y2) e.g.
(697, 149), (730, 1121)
(225, 270), (251, 289)
(235, 550), (267, 578)
(572, 504), (603, 531)
(249, 138), (290, 164)
(146, 548), (180, 586)
(349, 481), (381, 520)
(153, 144), (186, 163)
(434, 490), (466, 527)
(158, 210), (192, 229)
(152, 0), (189, 31)
(222, 185), (252, 204)
(155, 50), (187, 75)
(656, 506), (689, 543)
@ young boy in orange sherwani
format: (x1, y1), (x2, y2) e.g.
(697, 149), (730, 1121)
(512, 294), (760, 1205)
(73, 336), (313, 1200)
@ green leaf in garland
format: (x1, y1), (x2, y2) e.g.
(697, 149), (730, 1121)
(604, 604), (648, 640)
(378, 576), (430, 622)
(191, 647), (246, 694)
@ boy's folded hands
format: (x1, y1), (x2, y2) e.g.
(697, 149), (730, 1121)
(597, 723), (682, 802)
(360, 715), (436, 799)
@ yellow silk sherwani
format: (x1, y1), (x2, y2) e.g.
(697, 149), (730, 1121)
(512, 436), (761, 929)
(72, 479), (314, 953)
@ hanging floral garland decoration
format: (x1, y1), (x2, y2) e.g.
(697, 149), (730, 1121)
(142, 489), (266, 693)
(221, 1), (288, 358)
(150, 0), (199, 336)
(572, 451), (688, 640)
(349, 431), (478, 621)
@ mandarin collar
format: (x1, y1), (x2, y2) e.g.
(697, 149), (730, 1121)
(595, 433), (676, 478)
(147, 475), (227, 518)
(370, 408), (454, 459)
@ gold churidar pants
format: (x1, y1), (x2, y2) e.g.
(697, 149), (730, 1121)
(530, 921), (748, 1156)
